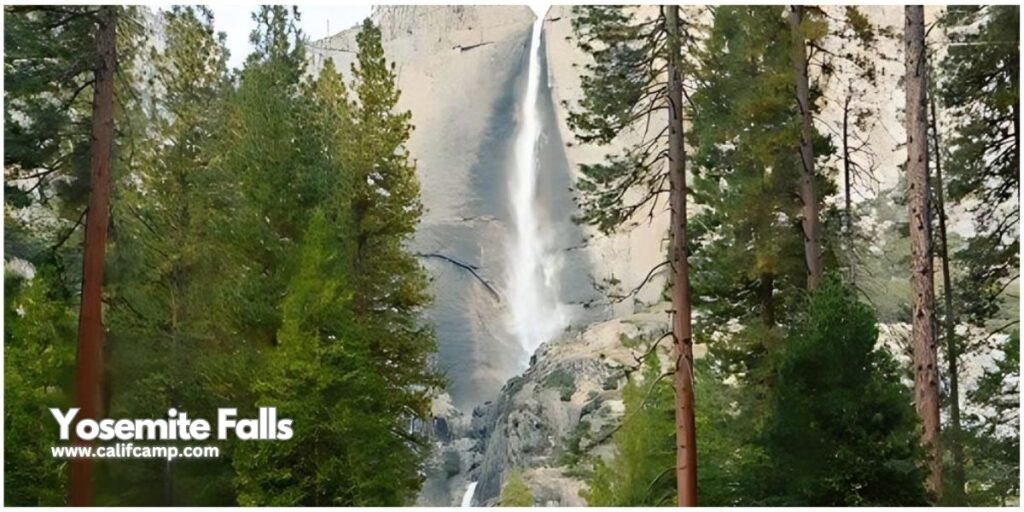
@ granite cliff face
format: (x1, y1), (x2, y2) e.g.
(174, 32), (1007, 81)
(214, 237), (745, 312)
(308, 6), (672, 414)
(309, 5), (1009, 507)
(310, 7), (617, 415)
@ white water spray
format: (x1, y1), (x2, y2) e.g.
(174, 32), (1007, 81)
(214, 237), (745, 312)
(507, 7), (568, 361)
(460, 481), (477, 507)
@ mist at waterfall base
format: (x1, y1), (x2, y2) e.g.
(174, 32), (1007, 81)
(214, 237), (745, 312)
(506, 15), (570, 363)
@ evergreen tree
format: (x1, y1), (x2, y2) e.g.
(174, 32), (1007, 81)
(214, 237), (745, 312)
(235, 211), (425, 505)
(746, 275), (928, 506)
(567, 7), (700, 502)
(963, 333), (1020, 505)
(220, 6), (316, 346)
(904, 5), (942, 498)
(3, 5), (145, 505)
(788, 6), (825, 290)
(689, 6), (834, 386)
(4, 268), (77, 505)
(499, 470), (534, 506)
(938, 6), (1019, 327)
(229, 16), (439, 505)
(935, 5), (1018, 504)
(346, 18), (442, 440)
(100, 7), (240, 505)
(68, 6), (117, 505)
(585, 353), (675, 506)
(4, 6), (99, 218)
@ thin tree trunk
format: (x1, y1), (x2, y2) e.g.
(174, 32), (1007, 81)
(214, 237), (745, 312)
(930, 91), (965, 504)
(905, 5), (942, 500)
(665, 5), (697, 506)
(790, 5), (823, 291)
(70, 6), (116, 506)
(760, 272), (776, 328)
(843, 93), (853, 240)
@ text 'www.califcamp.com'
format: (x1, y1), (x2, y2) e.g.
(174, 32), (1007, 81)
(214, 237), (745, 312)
(51, 443), (220, 461)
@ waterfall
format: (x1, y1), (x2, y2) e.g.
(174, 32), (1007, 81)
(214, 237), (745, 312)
(507, 7), (568, 362)
(460, 481), (478, 507)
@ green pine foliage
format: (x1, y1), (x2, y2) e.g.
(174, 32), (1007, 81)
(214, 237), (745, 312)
(5, 6), (438, 506)
(939, 7), (1019, 323)
(566, 6), (699, 234)
(4, 268), (76, 506)
(962, 333), (1020, 505)
(584, 353), (675, 506)
(746, 274), (928, 505)
(99, 7), (242, 505)
(4, 6), (99, 213)
(229, 9), (438, 505)
(937, 4), (1018, 352)
(234, 211), (425, 505)
(346, 19), (441, 425)
(226, 10), (439, 506)
(689, 6), (836, 383)
(584, 353), (756, 506)
(937, 6), (1020, 505)
(499, 470), (534, 506)
(585, 277), (930, 507)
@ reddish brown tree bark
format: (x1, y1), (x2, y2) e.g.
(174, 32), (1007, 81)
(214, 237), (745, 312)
(69, 6), (116, 506)
(789, 5), (823, 291)
(904, 5), (942, 500)
(665, 5), (697, 506)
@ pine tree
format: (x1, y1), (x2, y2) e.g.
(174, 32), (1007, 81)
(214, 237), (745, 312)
(788, 6), (824, 290)
(823, 7), (888, 264)
(936, 5), (1019, 504)
(689, 6), (835, 386)
(4, 6), (147, 505)
(3, 12), (99, 502)
(221, 6), (313, 346)
(567, 7), (699, 502)
(938, 7), (1019, 324)
(229, 15), (440, 505)
(101, 7), (239, 505)
(904, 5), (941, 499)
(346, 18), (442, 442)
(4, 6), (98, 217)
(4, 267), (77, 505)
(585, 353), (675, 506)
(234, 210), (422, 505)
(964, 333), (1020, 505)
(499, 470), (534, 506)
(928, 82), (967, 505)
(748, 275), (928, 505)
(69, 7), (117, 504)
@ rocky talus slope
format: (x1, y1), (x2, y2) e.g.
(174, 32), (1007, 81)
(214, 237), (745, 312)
(421, 304), (689, 506)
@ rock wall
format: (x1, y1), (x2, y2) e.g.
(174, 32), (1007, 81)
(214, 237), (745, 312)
(468, 305), (676, 505)
(309, 6), (609, 412)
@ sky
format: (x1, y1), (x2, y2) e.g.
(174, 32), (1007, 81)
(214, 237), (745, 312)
(204, 4), (374, 69)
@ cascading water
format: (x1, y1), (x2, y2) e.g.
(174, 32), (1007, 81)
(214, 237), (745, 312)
(507, 7), (568, 362)
(460, 481), (478, 507)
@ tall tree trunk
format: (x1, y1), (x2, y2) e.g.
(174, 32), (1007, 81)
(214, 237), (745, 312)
(789, 5), (823, 291)
(930, 90), (965, 504)
(904, 5), (942, 500)
(70, 7), (116, 506)
(842, 93), (853, 241)
(665, 5), (697, 506)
